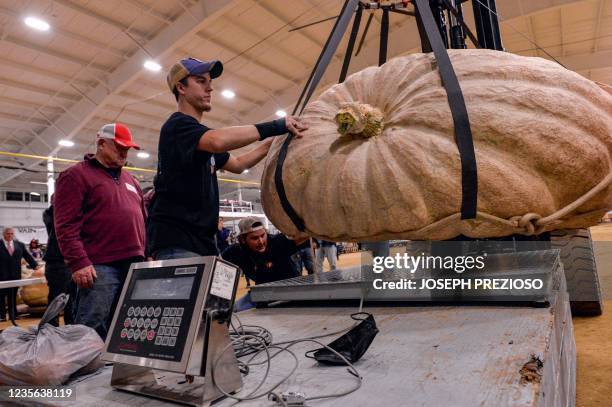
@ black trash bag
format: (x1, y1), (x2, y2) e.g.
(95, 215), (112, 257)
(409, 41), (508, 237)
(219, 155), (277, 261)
(305, 312), (379, 365)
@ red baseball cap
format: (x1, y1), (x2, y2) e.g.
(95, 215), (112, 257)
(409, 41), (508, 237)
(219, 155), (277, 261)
(96, 123), (140, 149)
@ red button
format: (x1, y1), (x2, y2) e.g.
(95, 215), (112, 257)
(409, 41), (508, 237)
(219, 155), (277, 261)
(147, 330), (155, 341)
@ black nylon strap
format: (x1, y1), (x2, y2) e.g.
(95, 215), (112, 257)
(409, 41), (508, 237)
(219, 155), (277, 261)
(414, 0), (478, 219)
(339, 5), (362, 83)
(274, 0), (360, 232)
(379, 8), (389, 65)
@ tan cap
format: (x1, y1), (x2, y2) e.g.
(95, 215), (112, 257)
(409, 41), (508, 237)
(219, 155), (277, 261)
(238, 217), (265, 235)
(167, 57), (223, 92)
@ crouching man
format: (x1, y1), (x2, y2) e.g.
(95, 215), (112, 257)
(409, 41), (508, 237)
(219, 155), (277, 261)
(221, 217), (309, 311)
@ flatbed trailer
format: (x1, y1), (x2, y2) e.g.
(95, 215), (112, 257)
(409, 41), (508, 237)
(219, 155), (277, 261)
(43, 280), (574, 407)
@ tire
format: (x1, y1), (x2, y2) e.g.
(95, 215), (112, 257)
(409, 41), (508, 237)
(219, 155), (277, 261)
(551, 228), (603, 316)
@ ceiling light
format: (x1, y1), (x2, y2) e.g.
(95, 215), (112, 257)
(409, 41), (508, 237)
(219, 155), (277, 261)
(242, 169), (249, 174)
(137, 151), (150, 159)
(143, 60), (161, 72)
(24, 16), (50, 31)
(30, 192), (41, 196)
(58, 139), (74, 147)
(221, 89), (235, 99)
(275, 110), (287, 118)
(30, 181), (47, 185)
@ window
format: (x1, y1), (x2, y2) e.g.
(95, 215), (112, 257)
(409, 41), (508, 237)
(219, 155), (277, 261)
(6, 191), (23, 201)
(25, 193), (41, 202)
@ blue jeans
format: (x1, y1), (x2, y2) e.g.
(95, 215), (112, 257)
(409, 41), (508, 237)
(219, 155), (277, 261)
(234, 292), (255, 312)
(155, 247), (202, 260)
(73, 264), (129, 340)
(293, 247), (315, 275)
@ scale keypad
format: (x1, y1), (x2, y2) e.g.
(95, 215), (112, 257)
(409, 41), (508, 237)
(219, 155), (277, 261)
(121, 307), (185, 347)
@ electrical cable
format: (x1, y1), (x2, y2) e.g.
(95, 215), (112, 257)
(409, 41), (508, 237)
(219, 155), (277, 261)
(216, 313), (364, 405)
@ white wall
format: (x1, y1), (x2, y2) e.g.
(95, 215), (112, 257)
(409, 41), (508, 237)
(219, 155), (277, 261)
(0, 202), (47, 244)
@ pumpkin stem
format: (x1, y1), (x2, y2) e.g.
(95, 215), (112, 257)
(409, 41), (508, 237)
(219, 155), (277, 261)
(335, 103), (384, 138)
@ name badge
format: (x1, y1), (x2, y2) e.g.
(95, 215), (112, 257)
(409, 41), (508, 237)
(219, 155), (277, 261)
(125, 183), (138, 194)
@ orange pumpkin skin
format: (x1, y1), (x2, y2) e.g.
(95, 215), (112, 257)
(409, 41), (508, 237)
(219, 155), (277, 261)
(262, 50), (612, 241)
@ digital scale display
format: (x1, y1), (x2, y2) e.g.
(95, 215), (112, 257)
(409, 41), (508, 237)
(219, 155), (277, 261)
(103, 257), (239, 370)
(131, 276), (195, 300)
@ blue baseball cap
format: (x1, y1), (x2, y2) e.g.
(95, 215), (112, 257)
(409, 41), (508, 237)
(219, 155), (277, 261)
(166, 57), (223, 92)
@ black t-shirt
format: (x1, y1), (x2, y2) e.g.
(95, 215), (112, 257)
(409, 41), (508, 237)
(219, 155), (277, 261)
(221, 234), (303, 285)
(147, 112), (230, 256)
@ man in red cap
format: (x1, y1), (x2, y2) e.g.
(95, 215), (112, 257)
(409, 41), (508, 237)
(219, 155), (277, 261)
(54, 123), (146, 339)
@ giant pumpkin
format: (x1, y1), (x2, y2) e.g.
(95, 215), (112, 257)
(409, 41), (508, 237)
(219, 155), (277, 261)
(261, 49), (612, 241)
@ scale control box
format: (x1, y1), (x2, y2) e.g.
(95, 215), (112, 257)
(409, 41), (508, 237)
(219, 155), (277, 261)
(102, 256), (240, 374)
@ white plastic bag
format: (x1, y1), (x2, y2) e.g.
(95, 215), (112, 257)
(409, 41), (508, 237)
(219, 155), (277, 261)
(0, 294), (104, 385)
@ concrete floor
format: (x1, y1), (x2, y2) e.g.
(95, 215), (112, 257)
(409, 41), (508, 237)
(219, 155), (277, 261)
(2, 224), (611, 406)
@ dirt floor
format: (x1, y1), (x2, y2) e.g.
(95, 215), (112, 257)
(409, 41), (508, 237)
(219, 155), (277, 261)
(575, 223), (612, 407)
(2, 224), (612, 406)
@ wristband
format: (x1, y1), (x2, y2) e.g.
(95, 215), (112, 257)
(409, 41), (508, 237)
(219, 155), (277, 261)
(255, 118), (288, 140)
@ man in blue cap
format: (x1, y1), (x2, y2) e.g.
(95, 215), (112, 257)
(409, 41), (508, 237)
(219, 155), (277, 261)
(147, 58), (308, 260)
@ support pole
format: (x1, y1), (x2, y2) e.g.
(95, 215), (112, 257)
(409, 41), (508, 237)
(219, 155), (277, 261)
(46, 157), (54, 206)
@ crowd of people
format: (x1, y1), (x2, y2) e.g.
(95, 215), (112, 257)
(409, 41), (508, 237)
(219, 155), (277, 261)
(0, 56), (347, 337)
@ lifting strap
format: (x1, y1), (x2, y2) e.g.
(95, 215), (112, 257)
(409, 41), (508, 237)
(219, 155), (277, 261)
(274, 0), (359, 232)
(414, 0), (478, 219)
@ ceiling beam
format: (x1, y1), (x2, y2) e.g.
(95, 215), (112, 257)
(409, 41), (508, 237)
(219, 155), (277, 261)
(0, 96), (65, 114)
(122, 0), (175, 25)
(52, 0), (150, 40)
(221, 14), (312, 69)
(3, 36), (112, 73)
(0, 56), (98, 88)
(252, 1), (329, 54)
(240, 0), (594, 122)
(0, 0), (237, 187)
(0, 77), (80, 101)
(194, 32), (299, 84)
(0, 112), (49, 127)
(556, 49), (612, 71)
(0, 5), (128, 60)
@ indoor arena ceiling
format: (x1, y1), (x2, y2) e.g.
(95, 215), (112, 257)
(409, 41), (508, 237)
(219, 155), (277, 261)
(0, 0), (611, 202)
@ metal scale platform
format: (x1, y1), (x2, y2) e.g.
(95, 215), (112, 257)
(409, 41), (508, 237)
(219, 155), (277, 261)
(101, 257), (242, 407)
(251, 249), (564, 306)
